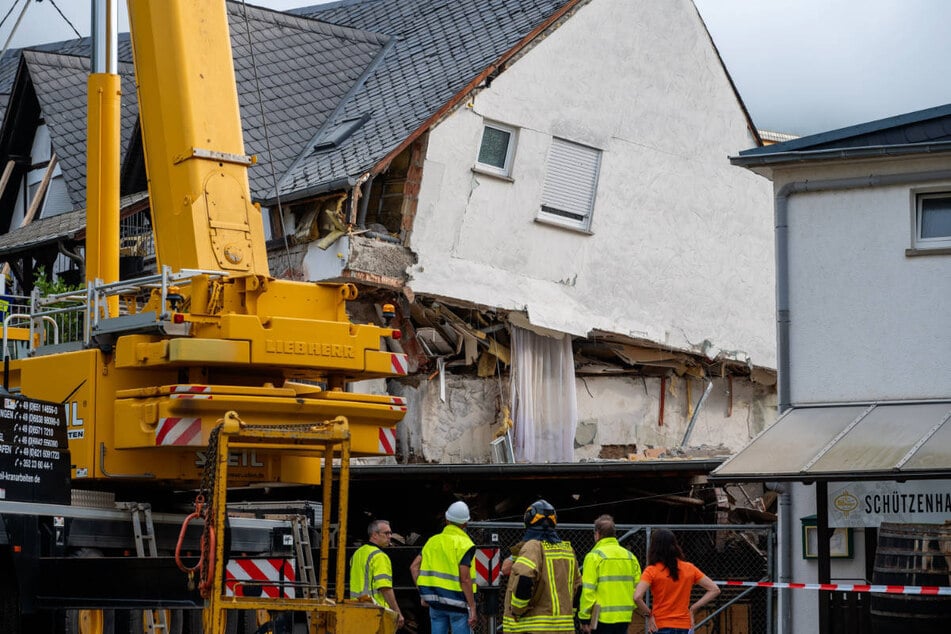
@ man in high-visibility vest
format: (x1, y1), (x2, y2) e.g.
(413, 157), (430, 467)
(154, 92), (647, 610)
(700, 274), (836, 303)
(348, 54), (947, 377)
(578, 514), (642, 633)
(349, 519), (405, 629)
(410, 501), (477, 633)
(502, 499), (581, 633)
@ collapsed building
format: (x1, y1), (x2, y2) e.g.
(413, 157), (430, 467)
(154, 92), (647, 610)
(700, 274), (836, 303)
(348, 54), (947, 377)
(0, 0), (777, 529)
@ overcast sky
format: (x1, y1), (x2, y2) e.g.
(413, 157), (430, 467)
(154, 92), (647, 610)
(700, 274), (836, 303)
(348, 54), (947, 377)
(5, 0), (951, 137)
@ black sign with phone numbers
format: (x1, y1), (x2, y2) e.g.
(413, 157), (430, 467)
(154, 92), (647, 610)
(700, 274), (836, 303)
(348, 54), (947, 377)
(0, 394), (70, 504)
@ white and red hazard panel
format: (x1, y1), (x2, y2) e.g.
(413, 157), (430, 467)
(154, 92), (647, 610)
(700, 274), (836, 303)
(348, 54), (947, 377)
(225, 558), (296, 598)
(378, 427), (397, 455)
(474, 547), (501, 587)
(155, 417), (202, 446)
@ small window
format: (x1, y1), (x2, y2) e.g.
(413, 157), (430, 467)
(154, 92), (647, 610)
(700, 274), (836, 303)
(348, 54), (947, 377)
(915, 193), (951, 249)
(538, 137), (601, 231)
(476, 123), (516, 177)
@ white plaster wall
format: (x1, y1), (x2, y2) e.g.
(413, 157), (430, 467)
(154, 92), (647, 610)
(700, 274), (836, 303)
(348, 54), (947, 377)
(777, 165), (951, 402)
(574, 375), (776, 458)
(409, 0), (775, 368)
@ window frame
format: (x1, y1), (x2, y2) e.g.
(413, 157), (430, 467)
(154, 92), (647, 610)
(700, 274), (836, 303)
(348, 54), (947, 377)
(911, 189), (951, 252)
(474, 121), (517, 178)
(536, 136), (602, 233)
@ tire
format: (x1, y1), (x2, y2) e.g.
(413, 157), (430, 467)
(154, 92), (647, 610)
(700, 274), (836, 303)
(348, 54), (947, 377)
(65, 609), (115, 634)
(225, 609), (259, 634)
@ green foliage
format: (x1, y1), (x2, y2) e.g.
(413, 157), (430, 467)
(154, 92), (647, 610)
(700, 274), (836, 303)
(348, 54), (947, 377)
(32, 266), (84, 344)
(33, 266), (82, 296)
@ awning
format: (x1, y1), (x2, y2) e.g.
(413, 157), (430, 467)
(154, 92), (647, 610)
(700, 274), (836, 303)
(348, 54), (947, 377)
(711, 401), (951, 482)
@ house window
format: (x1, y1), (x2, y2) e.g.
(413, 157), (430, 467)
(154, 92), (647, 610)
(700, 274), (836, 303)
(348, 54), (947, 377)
(538, 137), (601, 231)
(476, 122), (516, 177)
(915, 192), (951, 249)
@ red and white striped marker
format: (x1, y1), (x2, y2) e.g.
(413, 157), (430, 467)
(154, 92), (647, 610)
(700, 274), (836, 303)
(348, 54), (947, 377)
(378, 427), (396, 455)
(172, 385), (212, 394)
(474, 547), (501, 587)
(716, 580), (951, 596)
(390, 353), (407, 375)
(156, 417), (202, 445)
(226, 558), (296, 598)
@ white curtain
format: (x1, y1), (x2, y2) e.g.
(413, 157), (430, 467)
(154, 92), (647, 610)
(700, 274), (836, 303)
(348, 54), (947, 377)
(510, 325), (577, 463)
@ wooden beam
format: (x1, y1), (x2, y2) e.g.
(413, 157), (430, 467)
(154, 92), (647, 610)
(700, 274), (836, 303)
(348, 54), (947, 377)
(1, 155), (58, 280)
(0, 160), (15, 199)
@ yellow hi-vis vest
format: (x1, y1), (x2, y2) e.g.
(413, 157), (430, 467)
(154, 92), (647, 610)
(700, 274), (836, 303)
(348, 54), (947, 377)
(349, 543), (392, 606)
(578, 537), (642, 624)
(416, 523), (476, 610)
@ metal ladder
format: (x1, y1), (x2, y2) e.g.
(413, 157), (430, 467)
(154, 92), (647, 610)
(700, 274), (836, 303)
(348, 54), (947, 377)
(129, 503), (169, 633)
(291, 515), (318, 599)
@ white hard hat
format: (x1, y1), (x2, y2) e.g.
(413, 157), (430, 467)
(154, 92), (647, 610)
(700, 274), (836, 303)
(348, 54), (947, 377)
(445, 500), (471, 524)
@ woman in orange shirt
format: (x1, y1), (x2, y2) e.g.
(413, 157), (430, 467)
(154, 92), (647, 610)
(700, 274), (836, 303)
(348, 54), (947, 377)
(633, 529), (720, 633)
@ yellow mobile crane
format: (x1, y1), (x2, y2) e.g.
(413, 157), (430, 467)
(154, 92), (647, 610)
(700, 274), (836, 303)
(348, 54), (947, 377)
(0, 0), (404, 632)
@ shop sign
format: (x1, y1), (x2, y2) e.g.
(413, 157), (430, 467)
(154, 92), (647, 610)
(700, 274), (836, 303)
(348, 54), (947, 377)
(828, 480), (951, 527)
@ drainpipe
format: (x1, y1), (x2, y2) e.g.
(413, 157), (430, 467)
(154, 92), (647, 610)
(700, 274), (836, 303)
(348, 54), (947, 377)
(774, 169), (951, 410)
(770, 167), (951, 632)
(356, 174), (375, 229)
(767, 481), (792, 634)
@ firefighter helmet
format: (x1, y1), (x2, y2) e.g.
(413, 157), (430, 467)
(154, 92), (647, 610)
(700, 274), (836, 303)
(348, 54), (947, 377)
(523, 499), (557, 528)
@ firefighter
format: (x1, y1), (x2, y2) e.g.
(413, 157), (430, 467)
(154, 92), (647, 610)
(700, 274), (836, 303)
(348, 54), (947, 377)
(350, 519), (405, 629)
(578, 514), (642, 633)
(410, 501), (478, 633)
(502, 499), (581, 633)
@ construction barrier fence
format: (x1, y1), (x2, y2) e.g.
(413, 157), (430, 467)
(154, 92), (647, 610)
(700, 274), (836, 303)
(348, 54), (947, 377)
(466, 522), (775, 634)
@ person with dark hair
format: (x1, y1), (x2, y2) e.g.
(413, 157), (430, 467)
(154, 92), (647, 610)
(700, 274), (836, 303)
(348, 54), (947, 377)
(633, 529), (720, 633)
(502, 499), (581, 633)
(349, 519), (404, 630)
(578, 514), (641, 633)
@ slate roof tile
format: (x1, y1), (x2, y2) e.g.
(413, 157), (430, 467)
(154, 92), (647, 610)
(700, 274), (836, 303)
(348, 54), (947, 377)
(737, 103), (951, 161)
(3, 0), (574, 212)
(24, 51), (139, 210)
(278, 0), (574, 198)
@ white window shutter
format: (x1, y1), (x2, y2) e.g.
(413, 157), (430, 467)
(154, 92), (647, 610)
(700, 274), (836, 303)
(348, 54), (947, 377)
(540, 138), (601, 229)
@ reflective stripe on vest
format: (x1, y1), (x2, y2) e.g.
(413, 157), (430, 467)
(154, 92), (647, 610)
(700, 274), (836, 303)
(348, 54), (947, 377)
(416, 524), (476, 609)
(592, 540), (640, 623)
(349, 545), (389, 606)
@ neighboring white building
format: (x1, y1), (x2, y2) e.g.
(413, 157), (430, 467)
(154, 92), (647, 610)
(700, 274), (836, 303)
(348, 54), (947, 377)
(718, 103), (951, 633)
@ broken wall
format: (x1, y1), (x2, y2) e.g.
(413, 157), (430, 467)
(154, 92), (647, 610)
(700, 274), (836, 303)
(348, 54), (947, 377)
(394, 373), (776, 463)
(574, 375), (776, 461)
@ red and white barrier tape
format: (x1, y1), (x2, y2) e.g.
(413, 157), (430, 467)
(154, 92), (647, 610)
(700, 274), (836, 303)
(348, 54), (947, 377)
(716, 580), (951, 596)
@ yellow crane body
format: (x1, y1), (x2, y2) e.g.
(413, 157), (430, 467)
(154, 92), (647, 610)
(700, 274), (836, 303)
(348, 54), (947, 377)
(4, 0), (407, 630)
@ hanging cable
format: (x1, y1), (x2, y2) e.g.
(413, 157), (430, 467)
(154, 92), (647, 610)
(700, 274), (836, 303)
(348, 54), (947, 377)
(239, 1), (295, 278)
(0, 0), (23, 32)
(47, 0), (81, 38)
(0, 0), (31, 62)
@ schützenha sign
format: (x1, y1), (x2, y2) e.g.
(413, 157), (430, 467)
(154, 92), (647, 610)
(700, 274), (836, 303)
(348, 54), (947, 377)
(828, 480), (951, 527)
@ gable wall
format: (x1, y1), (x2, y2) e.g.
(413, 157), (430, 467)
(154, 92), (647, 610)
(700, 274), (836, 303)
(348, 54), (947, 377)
(771, 156), (951, 403)
(409, 0), (776, 368)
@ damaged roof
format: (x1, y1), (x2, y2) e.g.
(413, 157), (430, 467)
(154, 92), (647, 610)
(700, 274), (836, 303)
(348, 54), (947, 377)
(279, 0), (578, 199)
(1, 0), (578, 209)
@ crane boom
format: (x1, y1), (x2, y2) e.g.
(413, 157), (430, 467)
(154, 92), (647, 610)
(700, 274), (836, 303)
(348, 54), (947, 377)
(128, 0), (269, 275)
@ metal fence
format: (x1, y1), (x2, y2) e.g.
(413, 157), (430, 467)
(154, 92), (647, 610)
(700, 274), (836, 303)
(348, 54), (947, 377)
(466, 522), (774, 634)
